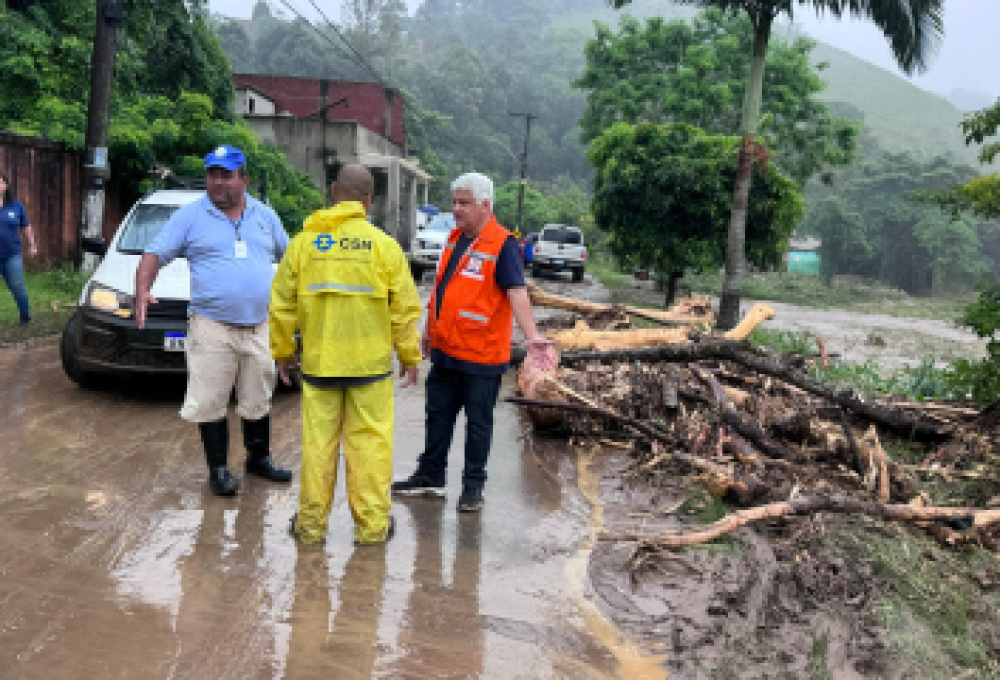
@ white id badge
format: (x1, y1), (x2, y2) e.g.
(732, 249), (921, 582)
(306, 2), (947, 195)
(234, 241), (248, 259)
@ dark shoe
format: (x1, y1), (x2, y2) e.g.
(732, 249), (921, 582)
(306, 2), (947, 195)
(19, 317), (30, 326)
(199, 419), (239, 497)
(355, 516), (395, 546)
(243, 415), (292, 482)
(209, 467), (239, 496)
(391, 473), (445, 497)
(457, 486), (484, 513)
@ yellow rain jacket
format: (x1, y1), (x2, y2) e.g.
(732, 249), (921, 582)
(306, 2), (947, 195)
(269, 201), (421, 545)
(269, 201), (422, 375)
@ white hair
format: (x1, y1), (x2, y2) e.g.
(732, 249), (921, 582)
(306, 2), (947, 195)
(451, 173), (494, 206)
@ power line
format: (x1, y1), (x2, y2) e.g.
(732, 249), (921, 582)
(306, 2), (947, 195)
(302, 0), (385, 85)
(271, 0), (378, 82)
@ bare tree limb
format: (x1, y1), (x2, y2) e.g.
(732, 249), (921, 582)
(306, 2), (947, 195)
(599, 496), (1000, 548)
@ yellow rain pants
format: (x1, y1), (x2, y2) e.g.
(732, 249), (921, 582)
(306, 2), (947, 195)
(295, 378), (394, 544)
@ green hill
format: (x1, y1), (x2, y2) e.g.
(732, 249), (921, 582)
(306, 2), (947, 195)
(553, 2), (985, 171)
(809, 42), (981, 166)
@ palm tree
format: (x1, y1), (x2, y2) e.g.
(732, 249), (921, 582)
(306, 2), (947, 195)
(607, 0), (944, 328)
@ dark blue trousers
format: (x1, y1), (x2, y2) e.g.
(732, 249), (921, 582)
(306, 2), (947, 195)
(416, 364), (502, 490)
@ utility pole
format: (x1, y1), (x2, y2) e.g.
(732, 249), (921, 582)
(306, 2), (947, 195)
(80, 0), (123, 271)
(509, 112), (538, 239)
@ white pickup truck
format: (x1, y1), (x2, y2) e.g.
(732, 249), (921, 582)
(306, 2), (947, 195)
(530, 224), (586, 282)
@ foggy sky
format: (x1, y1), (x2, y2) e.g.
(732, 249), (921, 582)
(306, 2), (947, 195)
(209, 0), (1000, 108)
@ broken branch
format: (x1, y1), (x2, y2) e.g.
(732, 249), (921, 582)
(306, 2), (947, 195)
(599, 496), (1000, 548)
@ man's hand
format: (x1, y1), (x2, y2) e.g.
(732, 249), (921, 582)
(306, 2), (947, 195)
(27, 244), (37, 258)
(527, 335), (555, 372)
(399, 364), (419, 388)
(135, 289), (158, 330)
(134, 253), (162, 330)
(420, 329), (432, 358)
(276, 358), (299, 386)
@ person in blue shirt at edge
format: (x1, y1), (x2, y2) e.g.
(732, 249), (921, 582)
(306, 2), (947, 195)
(392, 172), (555, 512)
(133, 146), (293, 497)
(0, 173), (38, 325)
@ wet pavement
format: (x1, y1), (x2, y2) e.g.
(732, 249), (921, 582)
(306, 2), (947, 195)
(0, 326), (664, 678)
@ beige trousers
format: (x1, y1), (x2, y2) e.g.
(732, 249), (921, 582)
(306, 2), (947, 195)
(179, 312), (276, 423)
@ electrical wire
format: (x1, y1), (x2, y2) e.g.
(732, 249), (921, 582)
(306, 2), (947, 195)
(302, 0), (386, 84)
(271, 0), (379, 82)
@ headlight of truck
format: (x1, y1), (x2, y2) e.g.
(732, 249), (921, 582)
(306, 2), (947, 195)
(86, 282), (134, 318)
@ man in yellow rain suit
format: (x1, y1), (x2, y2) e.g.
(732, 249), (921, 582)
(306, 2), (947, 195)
(269, 164), (422, 545)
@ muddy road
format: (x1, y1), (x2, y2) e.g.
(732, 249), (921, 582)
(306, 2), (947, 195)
(0, 328), (666, 678)
(2, 273), (978, 678)
(614, 279), (986, 370)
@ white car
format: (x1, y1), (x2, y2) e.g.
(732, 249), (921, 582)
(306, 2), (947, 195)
(531, 224), (587, 282)
(60, 186), (291, 387)
(408, 212), (454, 281)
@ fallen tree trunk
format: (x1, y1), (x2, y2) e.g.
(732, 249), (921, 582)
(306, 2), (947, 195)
(544, 302), (775, 351)
(557, 343), (952, 442)
(599, 496), (1000, 548)
(693, 367), (799, 461)
(526, 281), (714, 327)
(547, 321), (691, 351)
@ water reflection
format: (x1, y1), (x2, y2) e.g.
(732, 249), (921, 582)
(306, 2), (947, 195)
(284, 543), (388, 678)
(391, 503), (484, 677)
(170, 494), (269, 676)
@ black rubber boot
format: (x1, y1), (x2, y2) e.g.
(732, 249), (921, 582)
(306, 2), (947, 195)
(243, 415), (292, 483)
(199, 419), (239, 496)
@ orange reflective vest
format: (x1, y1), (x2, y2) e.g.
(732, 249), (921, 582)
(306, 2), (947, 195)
(428, 217), (514, 366)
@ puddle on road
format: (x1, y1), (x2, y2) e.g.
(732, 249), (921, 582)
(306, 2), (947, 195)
(0, 341), (657, 679)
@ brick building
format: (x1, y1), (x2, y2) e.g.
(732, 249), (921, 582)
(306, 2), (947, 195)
(233, 74), (431, 249)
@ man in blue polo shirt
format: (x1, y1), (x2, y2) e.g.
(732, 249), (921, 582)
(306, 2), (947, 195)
(135, 146), (292, 496)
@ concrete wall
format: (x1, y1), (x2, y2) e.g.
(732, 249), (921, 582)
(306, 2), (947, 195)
(242, 116), (428, 245)
(232, 74), (407, 148)
(244, 116), (374, 191)
(357, 125), (402, 158)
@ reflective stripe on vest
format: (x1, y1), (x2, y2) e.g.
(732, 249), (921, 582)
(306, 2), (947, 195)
(470, 249), (497, 262)
(307, 282), (376, 294)
(458, 310), (488, 324)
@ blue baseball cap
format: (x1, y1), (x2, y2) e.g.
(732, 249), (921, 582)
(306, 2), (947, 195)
(204, 145), (247, 171)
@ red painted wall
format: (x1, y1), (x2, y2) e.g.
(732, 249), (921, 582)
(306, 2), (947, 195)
(233, 74), (407, 148)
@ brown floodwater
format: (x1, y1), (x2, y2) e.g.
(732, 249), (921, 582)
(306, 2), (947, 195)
(0, 337), (664, 679)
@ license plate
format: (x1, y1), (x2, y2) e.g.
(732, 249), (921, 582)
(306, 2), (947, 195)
(552, 259), (564, 265)
(164, 332), (186, 352)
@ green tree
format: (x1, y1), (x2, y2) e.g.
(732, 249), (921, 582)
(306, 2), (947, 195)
(575, 9), (857, 185)
(493, 182), (554, 235)
(923, 101), (1000, 220)
(607, 0), (944, 328)
(0, 1), (321, 231)
(109, 93), (322, 230)
(588, 122), (804, 304)
(340, 0), (407, 71)
(802, 152), (987, 295)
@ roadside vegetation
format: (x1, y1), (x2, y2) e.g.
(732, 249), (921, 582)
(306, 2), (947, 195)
(0, 266), (87, 344)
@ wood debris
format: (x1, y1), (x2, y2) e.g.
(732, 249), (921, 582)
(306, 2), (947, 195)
(513, 288), (1000, 554)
